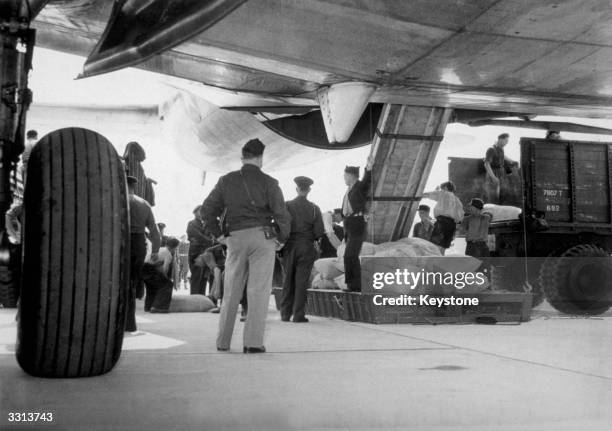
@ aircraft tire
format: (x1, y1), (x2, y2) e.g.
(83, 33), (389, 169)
(541, 244), (612, 316)
(16, 128), (130, 377)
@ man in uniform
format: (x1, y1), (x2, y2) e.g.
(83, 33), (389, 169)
(281, 176), (324, 323)
(202, 138), (290, 353)
(186, 205), (212, 295)
(341, 156), (374, 292)
(127, 176), (160, 333)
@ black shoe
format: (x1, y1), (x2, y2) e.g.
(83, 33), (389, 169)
(217, 347), (229, 352)
(281, 315), (291, 322)
(243, 346), (266, 354)
(293, 317), (309, 323)
(240, 315), (246, 322)
(150, 307), (169, 314)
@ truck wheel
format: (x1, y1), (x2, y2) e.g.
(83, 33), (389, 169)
(541, 244), (612, 315)
(16, 128), (130, 377)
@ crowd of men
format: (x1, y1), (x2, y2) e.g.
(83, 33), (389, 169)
(125, 130), (563, 350)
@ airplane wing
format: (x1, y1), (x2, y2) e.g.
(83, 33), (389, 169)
(31, 0), (612, 145)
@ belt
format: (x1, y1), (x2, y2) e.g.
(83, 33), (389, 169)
(346, 212), (364, 218)
(467, 240), (487, 244)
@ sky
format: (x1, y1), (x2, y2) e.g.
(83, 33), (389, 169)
(26, 47), (612, 237)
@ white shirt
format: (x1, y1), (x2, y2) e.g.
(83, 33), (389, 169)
(429, 190), (465, 222)
(146, 247), (173, 276)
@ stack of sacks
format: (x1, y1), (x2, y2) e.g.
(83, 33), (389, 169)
(168, 294), (216, 312)
(483, 204), (521, 222)
(372, 237), (442, 258)
(311, 238), (441, 289)
(312, 242), (377, 289)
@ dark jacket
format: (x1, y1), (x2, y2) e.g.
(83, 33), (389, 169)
(186, 218), (212, 255)
(286, 196), (324, 243)
(202, 164), (291, 242)
(343, 169), (372, 216)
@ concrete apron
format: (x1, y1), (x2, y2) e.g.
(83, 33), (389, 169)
(1, 299), (612, 431)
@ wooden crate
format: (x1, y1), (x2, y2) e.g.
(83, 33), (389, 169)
(302, 290), (532, 324)
(342, 291), (532, 324)
(343, 292), (463, 324)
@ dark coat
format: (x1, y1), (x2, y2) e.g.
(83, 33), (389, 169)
(343, 169), (372, 216)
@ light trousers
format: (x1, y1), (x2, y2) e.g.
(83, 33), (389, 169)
(216, 227), (276, 349)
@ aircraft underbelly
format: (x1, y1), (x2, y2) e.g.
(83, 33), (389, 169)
(30, 0), (612, 118)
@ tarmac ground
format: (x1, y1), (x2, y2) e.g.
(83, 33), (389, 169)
(1, 294), (611, 431)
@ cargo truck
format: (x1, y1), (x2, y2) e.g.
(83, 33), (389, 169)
(449, 138), (612, 315)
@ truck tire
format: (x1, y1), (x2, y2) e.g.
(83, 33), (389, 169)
(16, 128), (130, 377)
(541, 244), (612, 315)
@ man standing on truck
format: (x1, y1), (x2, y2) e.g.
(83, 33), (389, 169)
(484, 133), (518, 204)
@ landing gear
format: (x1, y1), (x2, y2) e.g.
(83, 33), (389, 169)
(0, 6), (34, 310)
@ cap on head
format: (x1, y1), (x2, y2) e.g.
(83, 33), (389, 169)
(157, 222), (166, 229)
(26, 130), (38, 139)
(344, 166), (359, 176)
(470, 198), (484, 210)
(126, 176), (138, 185)
(294, 176), (313, 190)
(440, 181), (456, 193)
(498, 133), (509, 140)
(418, 204), (430, 212)
(242, 138), (265, 158)
(546, 130), (560, 139)
(166, 237), (180, 249)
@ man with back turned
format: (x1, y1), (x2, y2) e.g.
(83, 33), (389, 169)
(280, 176), (324, 323)
(127, 176), (160, 333)
(202, 138), (291, 353)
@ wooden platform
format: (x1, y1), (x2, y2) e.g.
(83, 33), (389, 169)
(277, 288), (533, 325)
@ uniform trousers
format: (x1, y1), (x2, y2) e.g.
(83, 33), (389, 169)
(127, 233), (147, 332)
(280, 240), (317, 320)
(343, 215), (366, 291)
(188, 249), (208, 295)
(217, 227), (276, 349)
